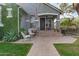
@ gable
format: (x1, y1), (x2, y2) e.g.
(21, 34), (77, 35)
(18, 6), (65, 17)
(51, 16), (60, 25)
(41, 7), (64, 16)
(18, 3), (61, 15)
(37, 3), (60, 15)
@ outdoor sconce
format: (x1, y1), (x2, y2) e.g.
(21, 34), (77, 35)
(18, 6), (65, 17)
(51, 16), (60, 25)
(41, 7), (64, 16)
(6, 8), (13, 18)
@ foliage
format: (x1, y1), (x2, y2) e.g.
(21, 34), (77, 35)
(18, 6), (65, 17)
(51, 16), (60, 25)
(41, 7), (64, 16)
(2, 31), (18, 42)
(0, 3), (27, 42)
(72, 17), (79, 27)
(60, 17), (79, 27)
(0, 27), (4, 40)
(60, 18), (70, 27)
(59, 3), (74, 13)
(60, 18), (77, 27)
(1, 4), (20, 42)
(60, 17), (79, 35)
(59, 3), (68, 12)
(60, 18), (77, 35)
(2, 4), (18, 33)
(20, 28), (27, 32)
(59, 3), (75, 19)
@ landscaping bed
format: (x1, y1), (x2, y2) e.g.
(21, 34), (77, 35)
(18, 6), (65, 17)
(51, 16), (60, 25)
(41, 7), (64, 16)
(0, 43), (32, 56)
(54, 37), (79, 56)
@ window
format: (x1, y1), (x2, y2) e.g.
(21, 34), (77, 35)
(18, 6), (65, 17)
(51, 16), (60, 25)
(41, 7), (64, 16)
(0, 6), (1, 22)
(7, 8), (12, 18)
(0, 6), (3, 27)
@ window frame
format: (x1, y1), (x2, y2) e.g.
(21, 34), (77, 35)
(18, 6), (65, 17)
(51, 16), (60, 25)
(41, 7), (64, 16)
(7, 8), (13, 18)
(0, 6), (3, 27)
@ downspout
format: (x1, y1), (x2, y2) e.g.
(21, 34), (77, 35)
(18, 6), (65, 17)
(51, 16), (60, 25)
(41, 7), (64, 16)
(17, 7), (21, 37)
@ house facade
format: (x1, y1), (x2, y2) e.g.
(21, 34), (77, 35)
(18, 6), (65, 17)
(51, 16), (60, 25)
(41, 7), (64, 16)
(0, 3), (27, 40)
(0, 3), (62, 40)
(18, 3), (62, 31)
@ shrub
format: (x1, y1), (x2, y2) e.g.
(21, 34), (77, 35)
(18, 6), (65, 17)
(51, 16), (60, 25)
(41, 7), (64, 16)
(0, 27), (4, 40)
(60, 18), (70, 27)
(2, 4), (19, 42)
(72, 18), (79, 28)
(60, 18), (77, 35)
(2, 31), (18, 42)
(20, 28), (26, 32)
(60, 18), (77, 29)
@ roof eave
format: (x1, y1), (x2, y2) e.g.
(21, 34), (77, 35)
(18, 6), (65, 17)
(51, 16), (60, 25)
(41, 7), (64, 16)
(44, 3), (63, 14)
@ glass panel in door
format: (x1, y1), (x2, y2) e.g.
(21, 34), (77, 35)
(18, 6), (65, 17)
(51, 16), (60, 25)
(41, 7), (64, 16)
(46, 19), (51, 30)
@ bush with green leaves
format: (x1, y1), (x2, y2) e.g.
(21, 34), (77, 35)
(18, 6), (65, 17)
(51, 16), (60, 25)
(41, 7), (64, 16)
(60, 18), (70, 27)
(60, 17), (79, 35)
(3, 31), (18, 42)
(60, 18), (77, 29)
(1, 4), (27, 42)
(0, 27), (4, 40)
(72, 17), (79, 28)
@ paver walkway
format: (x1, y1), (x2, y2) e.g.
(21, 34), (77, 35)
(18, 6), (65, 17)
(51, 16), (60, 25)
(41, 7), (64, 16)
(14, 31), (77, 56)
(27, 37), (60, 56)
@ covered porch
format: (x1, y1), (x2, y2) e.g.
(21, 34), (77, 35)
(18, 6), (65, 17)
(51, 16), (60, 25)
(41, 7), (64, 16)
(37, 13), (60, 31)
(20, 13), (61, 39)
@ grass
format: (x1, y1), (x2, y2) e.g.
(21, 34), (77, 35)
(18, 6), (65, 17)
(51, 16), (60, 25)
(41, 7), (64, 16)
(0, 43), (32, 56)
(54, 37), (79, 56)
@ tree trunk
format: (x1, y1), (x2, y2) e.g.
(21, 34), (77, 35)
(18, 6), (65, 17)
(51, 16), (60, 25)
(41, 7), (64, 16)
(73, 3), (79, 15)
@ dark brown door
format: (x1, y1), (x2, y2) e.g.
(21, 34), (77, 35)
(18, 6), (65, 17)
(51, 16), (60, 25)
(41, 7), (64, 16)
(40, 18), (45, 30)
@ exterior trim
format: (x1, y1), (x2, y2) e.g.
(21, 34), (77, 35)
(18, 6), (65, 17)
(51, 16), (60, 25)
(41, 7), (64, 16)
(0, 6), (3, 27)
(37, 13), (58, 16)
(44, 3), (62, 14)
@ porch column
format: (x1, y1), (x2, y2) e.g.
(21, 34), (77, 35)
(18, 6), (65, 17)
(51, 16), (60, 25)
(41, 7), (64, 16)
(56, 15), (60, 32)
(51, 19), (54, 29)
(35, 17), (40, 31)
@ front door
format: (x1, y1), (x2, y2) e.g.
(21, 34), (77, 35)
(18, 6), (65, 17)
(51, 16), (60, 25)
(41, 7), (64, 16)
(40, 18), (45, 30)
(46, 19), (51, 30)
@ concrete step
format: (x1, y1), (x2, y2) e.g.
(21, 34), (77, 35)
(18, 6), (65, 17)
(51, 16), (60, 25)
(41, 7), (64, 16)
(38, 30), (62, 37)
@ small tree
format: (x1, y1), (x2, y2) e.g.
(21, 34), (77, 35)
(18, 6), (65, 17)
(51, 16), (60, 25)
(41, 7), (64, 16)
(73, 3), (79, 15)
(59, 3), (74, 17)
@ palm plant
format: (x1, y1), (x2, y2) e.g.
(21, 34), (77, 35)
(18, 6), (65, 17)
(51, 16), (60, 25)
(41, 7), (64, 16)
(60, 3), (75, 27)
(59, 3), (74, 18)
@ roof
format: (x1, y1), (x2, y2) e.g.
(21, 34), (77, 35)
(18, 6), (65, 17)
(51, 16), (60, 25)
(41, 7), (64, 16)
(44, 3), (62, 14)
(17, 3), (62, 15)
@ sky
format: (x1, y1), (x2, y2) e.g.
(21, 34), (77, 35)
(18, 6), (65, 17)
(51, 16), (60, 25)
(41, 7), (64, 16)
(51, 3), (78, 17)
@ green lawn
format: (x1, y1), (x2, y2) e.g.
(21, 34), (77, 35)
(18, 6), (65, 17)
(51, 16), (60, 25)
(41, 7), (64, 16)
(0, 43), (32, 56)
(54, 37), (79, 56)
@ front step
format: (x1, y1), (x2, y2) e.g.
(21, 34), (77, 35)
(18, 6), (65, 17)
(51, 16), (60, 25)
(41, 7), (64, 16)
(38, 30), (62, 37)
